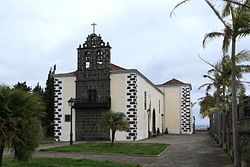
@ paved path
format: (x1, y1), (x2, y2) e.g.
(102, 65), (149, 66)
(4, 131), (234, 167)
(140, 131), (234, 167)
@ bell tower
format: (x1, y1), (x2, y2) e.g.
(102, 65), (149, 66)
(74, 23), (111, 141)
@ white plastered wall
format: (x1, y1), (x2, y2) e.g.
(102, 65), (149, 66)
(56, 76), (76, 141)
(110, 72), (164, 141)
(159, 86), (181, 134)
(110, 73), (127, 141)
(136, 75), (164, 140)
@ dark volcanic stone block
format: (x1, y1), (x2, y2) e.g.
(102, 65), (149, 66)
(75, 109), (110, 141)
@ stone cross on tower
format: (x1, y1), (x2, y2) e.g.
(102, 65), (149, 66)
(91, 22), (97, 34)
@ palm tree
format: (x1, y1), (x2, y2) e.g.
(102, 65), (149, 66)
(171, 0), (250, 18)
(199, 57), (227, 140)
(199, 53), (250, 97)
(0, 85), (45, 167)
(172, 1), (250, 165)
(100, 111), (129, 147)
(199, 51), (250, 149)
(199, 93), (216, 118)
(202, 2), (250, 165)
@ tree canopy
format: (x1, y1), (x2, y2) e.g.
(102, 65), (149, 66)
(43, 66), (56, 137)
(100, 111), (129, 147)
(0, 85), (45, 166)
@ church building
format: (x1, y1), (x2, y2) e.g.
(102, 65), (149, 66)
(53, 25), (193, 141)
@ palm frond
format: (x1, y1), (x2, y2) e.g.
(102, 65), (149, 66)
(241, 80), (250, 84)
(235, 50), (250, 62)
(205, 0), (230, 29)
(222, 28), (232, 54)
(222, 1), (232, 17)
(238, 65), (250, 73)
(170, 0), (192, 18)
(238, 29), (250, 37)
(203, 74), (216, 81)
(207, 68), (215, 74)
(234, 2), (250, 34)
(198, 54), (222, 73)
(198, 83), (213, 90)
(203, 32), (224, 48)
(199, 94), (216, 118)
(222, 0), (250, 9)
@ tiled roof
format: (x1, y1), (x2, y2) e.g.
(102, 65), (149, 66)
(158, 78), (191, 87)
(163, 78), (186, 85)
(53, 71), (76, 77)
(53, 64), (127, 77)
(110, 63), (127, 72)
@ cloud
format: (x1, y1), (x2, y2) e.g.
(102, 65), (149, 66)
(0, 0), (249, 125)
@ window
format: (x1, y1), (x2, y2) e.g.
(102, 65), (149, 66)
(86, 62), (90, 68)
(85, 56), (90, 69)
(65, 115), (71, 122)
(97, 56), (103, 65)
(97, 61), (103, 65)
(144, 91), (147, 110)
(97, 50), (102, 55)
(88, 90), (97, 103)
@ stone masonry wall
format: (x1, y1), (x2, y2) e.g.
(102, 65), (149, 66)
(75, 109), (110, 141)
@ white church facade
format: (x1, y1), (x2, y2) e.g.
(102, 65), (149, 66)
(53, 29), (193, 142)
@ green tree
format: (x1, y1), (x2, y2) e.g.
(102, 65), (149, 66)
(173, 1), (250, 165)
(202, 2), (250, 165)
(13, 81), (32, 92)
(0, 85), (45, 167)
(199, 53), (250, 108)
(43, 65), (56, 137)
(100, 111), (129, 147)
(199, 52), (249, 156)
(199, 93), (216, 118)
(33, 82), (44, 96)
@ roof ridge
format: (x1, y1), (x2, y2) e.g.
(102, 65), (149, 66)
(110, 63), (128, 71)
(158, 78), (191, 86)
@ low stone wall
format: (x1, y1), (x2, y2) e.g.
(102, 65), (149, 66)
(239, 129), (250, 167)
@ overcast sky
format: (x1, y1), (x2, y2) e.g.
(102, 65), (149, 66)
(1, 0), (249, 125)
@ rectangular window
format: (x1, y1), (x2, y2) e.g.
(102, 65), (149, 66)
(65, 114), (71, 122)
(86, 61), (90, 68)
(88, 90), (97, 103)
(144, 91), (147, 110)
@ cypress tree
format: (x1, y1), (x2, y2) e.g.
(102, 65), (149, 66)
(43, 65), (56, 137)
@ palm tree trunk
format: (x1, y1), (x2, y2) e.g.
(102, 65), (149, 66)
(111, 129), (116, 147)
(215, 87), (222, 145)
(222, 77), (226, 149)
(0, 144), (4, 167)
(227, 111), (232, 156)
(231, 37), (240, 167)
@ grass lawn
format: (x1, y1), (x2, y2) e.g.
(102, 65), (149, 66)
(43, 142), (169, 155)
(3, 157), (141, 167)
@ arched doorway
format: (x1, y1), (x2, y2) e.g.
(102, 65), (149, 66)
(152, 109), (156, 135)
